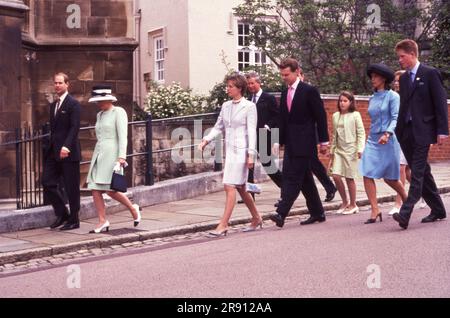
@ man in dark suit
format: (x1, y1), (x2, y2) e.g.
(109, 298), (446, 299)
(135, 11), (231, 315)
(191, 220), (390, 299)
(237, 71), (283, 204)
(392, 39), (448, 230)
(298, 70), (337, 202)
(270, 58), (329, 227)
(42, 72), (81, 231)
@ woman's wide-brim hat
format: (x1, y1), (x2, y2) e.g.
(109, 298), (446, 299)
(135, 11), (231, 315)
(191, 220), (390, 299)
(88, 85), (117, 103)
(367, 63), (395, 84)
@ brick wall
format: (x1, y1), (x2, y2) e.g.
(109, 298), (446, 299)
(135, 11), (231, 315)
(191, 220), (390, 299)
(319, 95), (450, 165)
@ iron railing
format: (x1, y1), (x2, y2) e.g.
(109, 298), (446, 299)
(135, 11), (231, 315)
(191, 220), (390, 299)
(0, 112), (222, 210)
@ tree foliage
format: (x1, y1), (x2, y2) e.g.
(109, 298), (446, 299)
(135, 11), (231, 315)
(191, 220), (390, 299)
(234, 0), (446, 94)
(428, 1), (450, 95)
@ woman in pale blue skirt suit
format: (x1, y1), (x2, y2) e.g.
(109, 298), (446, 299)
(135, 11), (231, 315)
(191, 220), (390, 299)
(86, 85), (141, 233)
(359, 64), (407, 224)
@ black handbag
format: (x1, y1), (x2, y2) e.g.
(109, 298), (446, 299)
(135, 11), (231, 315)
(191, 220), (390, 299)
(110, 169), (127, 192)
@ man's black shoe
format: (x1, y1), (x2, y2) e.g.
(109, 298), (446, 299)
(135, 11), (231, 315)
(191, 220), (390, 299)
(324, 189), (337, 202)
(274, 199), (281, 208)
(237, 200), (244, 204)
(60, 222), (80, 231)
(393, 213), (409, 229)
(421, 213), (446, 223)
(300, 215), (326, 225)
(269, 214), (285, 228)
(50, 215), (68, 229)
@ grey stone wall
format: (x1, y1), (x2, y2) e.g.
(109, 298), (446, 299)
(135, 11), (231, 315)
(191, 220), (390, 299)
(0, 0), (137, 198)
(0, 0), (28, 198)
(132, 119), (219, 186)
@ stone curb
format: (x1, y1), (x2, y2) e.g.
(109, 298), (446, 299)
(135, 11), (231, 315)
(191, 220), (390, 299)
(2, 186), (449, 266)
(0, 163), (274, 234)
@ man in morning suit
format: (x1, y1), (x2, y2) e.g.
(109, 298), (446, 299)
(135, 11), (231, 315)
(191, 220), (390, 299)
(298, 70), (337, 202)
(269, 58), (329, 227)
(42, 73), (81, 231)
(237, 71), (283, 204)
(392, 39), (448, 230)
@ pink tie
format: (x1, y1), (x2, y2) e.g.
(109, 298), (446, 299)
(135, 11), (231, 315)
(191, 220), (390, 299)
(287, 86), (294, 112)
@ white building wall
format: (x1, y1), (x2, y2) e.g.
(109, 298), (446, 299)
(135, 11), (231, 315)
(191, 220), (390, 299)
(137, 0), (190, 105)
(187, 0), (242, 94)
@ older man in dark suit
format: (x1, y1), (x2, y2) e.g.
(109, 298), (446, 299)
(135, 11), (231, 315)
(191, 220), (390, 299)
(237, 71), (283, 204)
(392, 39), (448, 230)
(42, 73), (81, 231)
(269, 58), (329, 227)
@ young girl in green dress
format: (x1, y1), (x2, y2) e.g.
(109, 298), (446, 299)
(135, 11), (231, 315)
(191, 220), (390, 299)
(329, 91), (366, 215)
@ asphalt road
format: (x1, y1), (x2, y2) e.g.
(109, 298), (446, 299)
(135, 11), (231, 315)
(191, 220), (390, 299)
(1, 195), (449, 298)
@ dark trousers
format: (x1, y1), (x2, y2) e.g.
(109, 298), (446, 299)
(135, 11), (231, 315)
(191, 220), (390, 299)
(247, 160), (283, 188)
(246, 131), (284, 199)
(399, 125), (446, 219)
(42, 154), (80, 223)
(276, 154), (324, 219)
(310, 147), (336, 194)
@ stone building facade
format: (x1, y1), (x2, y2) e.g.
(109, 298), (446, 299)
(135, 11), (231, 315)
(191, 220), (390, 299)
(0, 0), (137, 198)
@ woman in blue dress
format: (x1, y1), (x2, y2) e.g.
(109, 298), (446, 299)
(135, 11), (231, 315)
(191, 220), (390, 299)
(359, 64), (407, 224)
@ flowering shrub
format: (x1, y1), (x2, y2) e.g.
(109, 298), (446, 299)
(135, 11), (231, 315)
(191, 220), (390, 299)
(143, 82), (212, 119)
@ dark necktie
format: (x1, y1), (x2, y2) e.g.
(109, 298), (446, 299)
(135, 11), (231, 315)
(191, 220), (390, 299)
(252, 94), (256, 103)
(404, 71), (413, 123)
(54, 99), (61, 116)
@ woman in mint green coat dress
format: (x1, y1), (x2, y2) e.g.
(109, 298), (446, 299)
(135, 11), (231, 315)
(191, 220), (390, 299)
(87, 86), (141, 234)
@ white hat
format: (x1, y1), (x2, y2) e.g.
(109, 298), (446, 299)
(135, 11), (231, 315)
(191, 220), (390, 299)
(88, 85), (118, 103)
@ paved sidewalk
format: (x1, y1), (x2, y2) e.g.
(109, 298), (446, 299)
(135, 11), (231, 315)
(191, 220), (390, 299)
(1, 162), (449, 265)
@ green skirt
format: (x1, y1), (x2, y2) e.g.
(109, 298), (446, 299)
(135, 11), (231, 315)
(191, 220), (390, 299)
(87, 161), (112, 191)
(87, 182), (112, 191)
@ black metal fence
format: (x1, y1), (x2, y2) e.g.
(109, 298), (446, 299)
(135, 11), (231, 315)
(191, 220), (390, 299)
(11, 125), (49, 209)
(0, 112), (222, 210)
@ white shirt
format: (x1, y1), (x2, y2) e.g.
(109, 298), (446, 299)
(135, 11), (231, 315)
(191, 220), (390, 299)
(55, 91), (68, 115)
(409, 61), (420, 82)
(55, 91), (71, 153)
(252, 89), (263, 104)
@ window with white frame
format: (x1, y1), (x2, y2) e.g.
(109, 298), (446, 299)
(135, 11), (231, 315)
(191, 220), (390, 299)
(154, 36), (165, 83)
(237, 22), (270, 71)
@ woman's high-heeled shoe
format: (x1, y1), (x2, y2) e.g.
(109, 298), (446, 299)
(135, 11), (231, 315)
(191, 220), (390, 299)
(336, 205), (349, 214)
(207, 228), (228, 237)
(89, 220), (110, 234)
(364, 213), (382, 224)
(132, 204), (142, 227)
(242, 220), (263, 232)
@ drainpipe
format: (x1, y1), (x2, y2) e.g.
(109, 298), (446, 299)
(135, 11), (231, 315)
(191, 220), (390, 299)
(134, 0), (142, 107)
